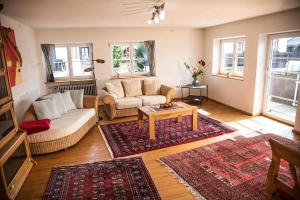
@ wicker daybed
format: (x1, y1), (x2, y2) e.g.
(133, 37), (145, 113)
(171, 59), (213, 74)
(22, 95), (98, 155)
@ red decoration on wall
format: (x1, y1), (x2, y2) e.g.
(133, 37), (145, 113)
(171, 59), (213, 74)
(1, 27), (22, 87)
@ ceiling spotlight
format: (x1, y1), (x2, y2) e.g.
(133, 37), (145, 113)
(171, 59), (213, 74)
(154, 15), (159, 24)
(159, 10), (165, 21)
(147, 2), (165, 25)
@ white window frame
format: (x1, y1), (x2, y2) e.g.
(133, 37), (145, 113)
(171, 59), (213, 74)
(53, 43), (93, 80)
(262, 31), (300, 125)
(219, 38), (245, 77)
(110, 42), (149, 76)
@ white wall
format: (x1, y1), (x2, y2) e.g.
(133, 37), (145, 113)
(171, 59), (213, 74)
(35, 27), (204, 97)
(0, 14), (44, 122)
(203, 8), (300, 115)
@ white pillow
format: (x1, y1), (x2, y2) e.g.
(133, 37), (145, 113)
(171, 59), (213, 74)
(33, 99), (61, 120)
(41, 93), (67, 115)
(61, 91), (76, 112)
(105, 81), (124, 98)
(69, 90), (84, 109)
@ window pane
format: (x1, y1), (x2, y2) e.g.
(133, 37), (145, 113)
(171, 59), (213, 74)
(133, 43), (149, 73)
(53, 46), (69, 78)
(70, 46), (92, 77)
(271, 37), (300, 73)
(112, 44), (130, 74)
(133, 59), (150, 73)
(221, 42), (234, 72)
(113, 59), (131, 74)
(72, 61), (92, 77)
(235, 41), (245, 73)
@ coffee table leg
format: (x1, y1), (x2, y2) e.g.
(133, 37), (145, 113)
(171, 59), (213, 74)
(192, 109), (198, 130)
(149, 116), (155, 140)
(138, 110), (144, 129)
(177, 115), (182, 123)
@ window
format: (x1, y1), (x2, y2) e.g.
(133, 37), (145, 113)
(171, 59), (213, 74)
(52, 43), (93, 79)
(263, 32), (300, 123)
(111, 42), (150, 75)
(219, 38), (245, 77)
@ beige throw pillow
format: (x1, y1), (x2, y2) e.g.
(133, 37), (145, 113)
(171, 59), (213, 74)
(143, 79), (161, 95)
(122, 80), (143, 97)
(105, 81), (124, 99)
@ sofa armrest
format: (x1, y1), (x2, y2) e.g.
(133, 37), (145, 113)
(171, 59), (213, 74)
(83, 95), (99, 118)
(99, 89), (118, 120)
(99, 89), (116, 105)
(161, 84), (176, 102)
(22, 105), (38, 122)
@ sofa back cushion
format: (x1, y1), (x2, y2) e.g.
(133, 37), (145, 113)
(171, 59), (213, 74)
(122, 79), (143, 97)
(69, 90), (84, 109)
(61, 91), (76, 111)
(105, 81), (124, 98)
(143, 79), (161, 95)
(33, 99), (61, 120)
(40, 93), (67, 115)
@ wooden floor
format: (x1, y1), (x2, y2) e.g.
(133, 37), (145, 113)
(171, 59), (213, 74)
(17, 100), (300, 200)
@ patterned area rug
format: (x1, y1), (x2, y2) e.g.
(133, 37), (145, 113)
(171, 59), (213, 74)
(100, 114), (235, 158)
(43, 157), (161, 200)
(159, 134), (300, 200)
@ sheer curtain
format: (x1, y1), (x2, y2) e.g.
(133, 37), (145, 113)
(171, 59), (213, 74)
(144, 40), (156, 76)
(41, 44), (55, 82)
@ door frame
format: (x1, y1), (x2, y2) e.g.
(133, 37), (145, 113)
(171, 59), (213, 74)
(262, 31), (300, 126)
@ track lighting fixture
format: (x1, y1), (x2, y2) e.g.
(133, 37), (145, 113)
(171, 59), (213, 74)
(146, 2), (165, 25)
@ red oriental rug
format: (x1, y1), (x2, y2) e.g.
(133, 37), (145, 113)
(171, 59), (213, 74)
(43, 157), (161, 200)
(159, 134), (300, 200)
(100, 114), (235, 158)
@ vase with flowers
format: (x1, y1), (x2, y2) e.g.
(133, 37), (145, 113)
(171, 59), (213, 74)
(184, 59), (206, 86)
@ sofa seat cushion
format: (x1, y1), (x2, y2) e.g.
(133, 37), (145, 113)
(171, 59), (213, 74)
(137, 95), (166, 106)
(115, 97), (142, 109)
(27, 109), (95, 143)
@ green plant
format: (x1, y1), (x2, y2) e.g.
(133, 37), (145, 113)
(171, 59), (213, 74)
(113, 46), (122, 68)
(135, 44), (146, 71)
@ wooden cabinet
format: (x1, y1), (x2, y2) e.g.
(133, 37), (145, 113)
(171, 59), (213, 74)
(0, 131), (34, 200)
(0, 31), (12, 107)
(0, 17), (34, 200)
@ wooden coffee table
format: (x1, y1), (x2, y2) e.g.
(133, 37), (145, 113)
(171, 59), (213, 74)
(137, 102), (198, 140)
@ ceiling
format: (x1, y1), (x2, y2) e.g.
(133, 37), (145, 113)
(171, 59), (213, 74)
(1, 0), (300, 28)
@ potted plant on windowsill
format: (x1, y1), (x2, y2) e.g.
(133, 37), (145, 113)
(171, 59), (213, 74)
(184, 59), (206, 86)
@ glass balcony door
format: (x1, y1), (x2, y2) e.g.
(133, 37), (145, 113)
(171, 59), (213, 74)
(264, 32), (300, 124)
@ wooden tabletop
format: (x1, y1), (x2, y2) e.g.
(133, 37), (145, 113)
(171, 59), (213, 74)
(138, 102), (197, 117)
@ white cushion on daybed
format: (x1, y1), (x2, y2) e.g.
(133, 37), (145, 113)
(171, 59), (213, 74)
(27, 108), (95, 143)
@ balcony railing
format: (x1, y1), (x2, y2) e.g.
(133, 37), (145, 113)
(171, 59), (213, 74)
(269, 72), (299, 107)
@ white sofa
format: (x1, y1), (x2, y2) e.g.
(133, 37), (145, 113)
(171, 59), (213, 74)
(23, 96), (98, 155)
